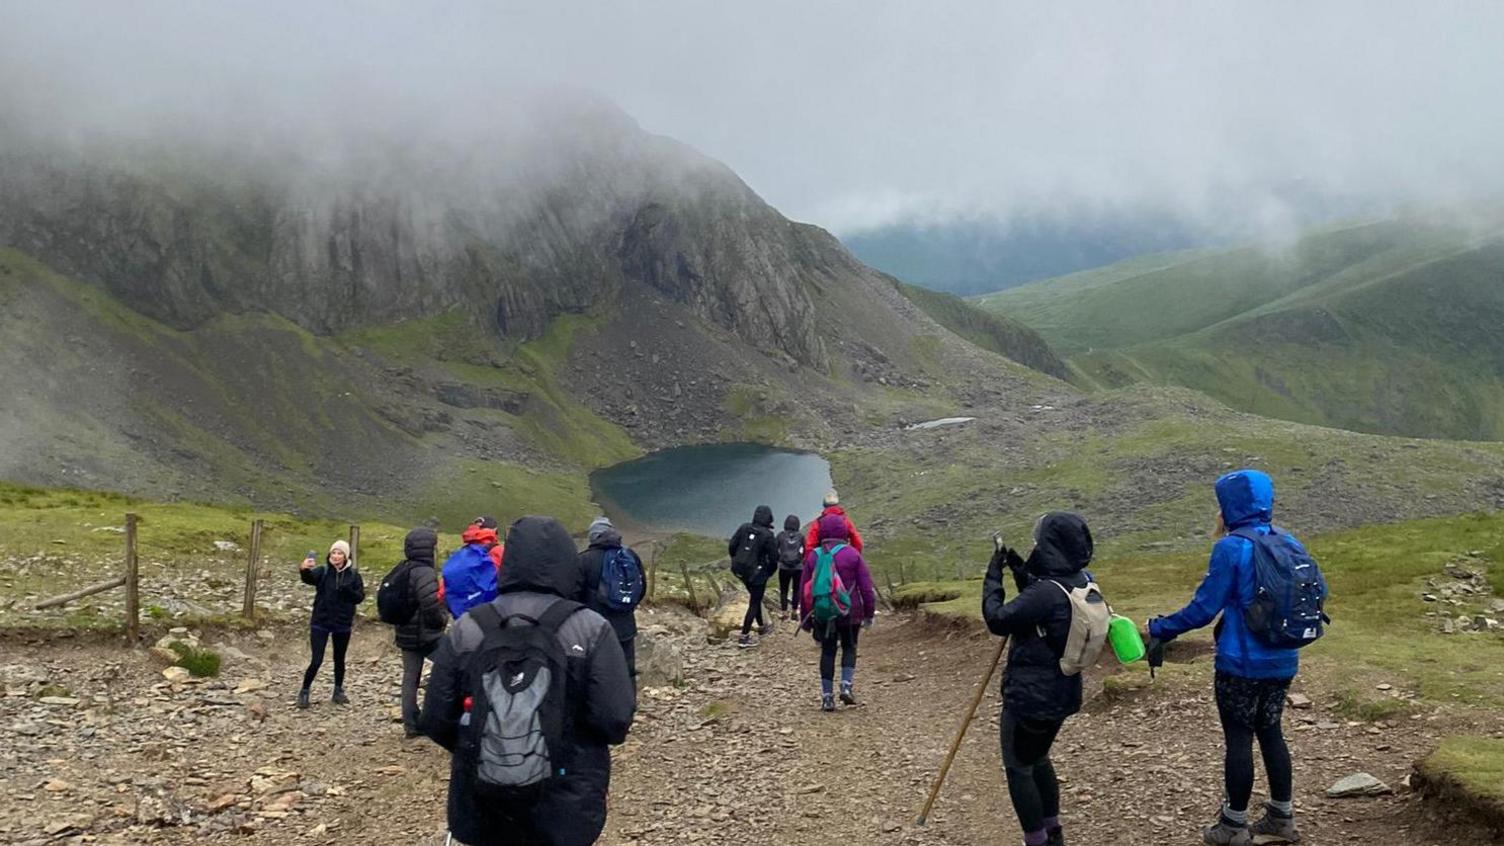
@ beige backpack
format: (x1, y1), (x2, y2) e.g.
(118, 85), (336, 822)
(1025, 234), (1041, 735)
(1044, 578), (1112, 676)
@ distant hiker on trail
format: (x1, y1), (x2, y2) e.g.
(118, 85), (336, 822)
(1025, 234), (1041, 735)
(385, 527), (449, 738)
(296, 540), (365, 710)
(1149, 469), (1328, 846)
(982, 512), (1100, 846)
(420, 516), (635, 846)
(577, 517), (647, 679)
(443, 519), (503, 619)
(728, 505), (780, 648)
(776, 514), (806, 621)
(806, 489), (863, 552)
(797, 513), (876, 711)
(462, 515), (505, 572)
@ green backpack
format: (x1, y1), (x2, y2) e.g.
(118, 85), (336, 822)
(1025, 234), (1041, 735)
(803, 543), (852, 633)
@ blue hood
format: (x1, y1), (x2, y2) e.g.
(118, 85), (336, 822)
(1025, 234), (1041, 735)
(1216, 469), (1274, 529)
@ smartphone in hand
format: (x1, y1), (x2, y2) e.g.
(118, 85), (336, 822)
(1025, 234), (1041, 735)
(300, 551), (317, 571)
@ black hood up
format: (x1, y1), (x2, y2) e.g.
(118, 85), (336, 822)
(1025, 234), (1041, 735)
(1026, 512), (1093, 578)
(498, 516), (584, 598)
(753, 505), (774, 528)
(784, 514), (801, 531)
(404, 527), (437, 567)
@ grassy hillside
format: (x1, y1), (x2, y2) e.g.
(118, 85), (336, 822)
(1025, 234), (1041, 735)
(974, 217), (1504, 439)
(893, 280), (1070, 379)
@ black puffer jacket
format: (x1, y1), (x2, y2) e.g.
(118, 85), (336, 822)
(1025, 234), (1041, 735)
(420, 516), (635, 846)
(577, 525), (644, 642)
(982, 512), (1095, 721)
(728, 505), (779, 587)
(301, 559), (365, 633)
(393, 528), (448, 651)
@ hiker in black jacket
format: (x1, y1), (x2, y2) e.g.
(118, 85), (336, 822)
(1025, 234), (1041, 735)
(776, 514), (806, 621)
(393, 527), (449, 738)
(728, 505), (779, 648)
(297, 540), (365, 709)
(577, 516), (645, 679)
(420, 516), (635, 846)
(982, 512), (1095, 846)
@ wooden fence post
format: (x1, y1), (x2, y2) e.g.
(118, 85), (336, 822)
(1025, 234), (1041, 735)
(347, 524), (360, 569)
(679, 560), (699, 613)
(242, 519), (264, 619)
(124, 513), (140, 644)
(647, 541), (660, 603)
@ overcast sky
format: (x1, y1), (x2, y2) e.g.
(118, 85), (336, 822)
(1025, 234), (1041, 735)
(4, 1), (1503, 233)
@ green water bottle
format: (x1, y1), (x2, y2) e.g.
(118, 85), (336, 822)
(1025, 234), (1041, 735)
(1108, 615), (1146, 664)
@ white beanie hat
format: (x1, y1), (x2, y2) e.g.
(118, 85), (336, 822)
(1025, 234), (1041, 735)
(329, 539), (351, 559)
(823, 490), (840, 507)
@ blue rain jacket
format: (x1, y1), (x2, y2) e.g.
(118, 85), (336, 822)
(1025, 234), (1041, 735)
(1149, 469), (1303, 680)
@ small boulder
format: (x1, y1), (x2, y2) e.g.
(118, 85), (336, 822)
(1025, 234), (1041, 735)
(1287, 693), (1313, 710)
(635, 629), (685, 688)
(161, 666), (192, 684)
(1327, 772), (1392, 798)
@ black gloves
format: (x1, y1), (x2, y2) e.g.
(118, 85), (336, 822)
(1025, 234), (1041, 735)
(1146, 637), (1166, 677)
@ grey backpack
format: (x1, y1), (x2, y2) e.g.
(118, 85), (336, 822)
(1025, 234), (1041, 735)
(462, 600), (580, 799)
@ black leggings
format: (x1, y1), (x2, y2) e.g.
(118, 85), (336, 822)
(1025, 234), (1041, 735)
(1216, 673), (1293, 810)
(778, 569), (799, 611)
(818, 625), (859, 680)
(1001, 709), (1064, 835)
(303, 628), (350, 689)
(742, 581), (768, 634)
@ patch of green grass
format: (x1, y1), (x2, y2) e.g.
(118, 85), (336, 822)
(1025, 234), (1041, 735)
(1331, 691), (1413, 722)
(1418, 737), (1504, 806)
(698, 700), (737, 721)
(167, 641), (222, 677)
(36, 683), (73, 699)
(146, 605), (170, 621)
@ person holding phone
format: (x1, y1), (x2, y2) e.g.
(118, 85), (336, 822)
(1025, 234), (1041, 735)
(297, 540), (365, 710)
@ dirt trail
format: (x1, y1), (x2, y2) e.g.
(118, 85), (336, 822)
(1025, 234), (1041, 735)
(1, 612), (1498, 845)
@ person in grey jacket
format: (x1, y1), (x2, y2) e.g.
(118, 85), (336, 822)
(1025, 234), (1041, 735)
(420, 516), (635, 846)
(393, 527), (448, 737)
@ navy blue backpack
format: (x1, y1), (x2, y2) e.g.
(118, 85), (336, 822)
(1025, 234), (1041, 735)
(597, 547), (645, 612)
(1232, 527), (1329, 649)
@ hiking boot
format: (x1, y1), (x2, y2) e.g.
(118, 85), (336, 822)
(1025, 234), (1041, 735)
(403, 725), (422, 740)
(1203, 816), (1252, 846)
(821, 694), (837, 712)
(331, 687), (349, 705)
(737, 634), (755, 649)
(1046, 828), (1066, 846)
(1249, 807), (1300, 843)
(839, 683), (858, 706)
(296, 688), (310, 710)
(758, 623), (773, 636)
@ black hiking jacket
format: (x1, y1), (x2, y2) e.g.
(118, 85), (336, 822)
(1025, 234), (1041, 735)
(577, 526), (645, 642)
(728, 505), (779, 587)
(393, 528), (449, 651)
(777, 515), (806, 572)
(301, 558), (365, 633)
(420, 516), (635, 846)
(982, 512), (1094, 721)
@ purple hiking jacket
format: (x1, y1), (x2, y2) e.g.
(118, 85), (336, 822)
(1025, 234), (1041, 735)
(796, 515), (877, 626)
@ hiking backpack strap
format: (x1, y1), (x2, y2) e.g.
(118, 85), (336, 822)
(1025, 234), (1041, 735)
(534, 598), (584, 636)
(469, 601), (504, 632)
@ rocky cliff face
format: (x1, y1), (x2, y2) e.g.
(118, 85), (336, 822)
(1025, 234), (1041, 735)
(0, 100), (841, 368)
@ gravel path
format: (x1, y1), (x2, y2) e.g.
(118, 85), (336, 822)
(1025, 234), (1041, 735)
(1, 610), (1499, 845)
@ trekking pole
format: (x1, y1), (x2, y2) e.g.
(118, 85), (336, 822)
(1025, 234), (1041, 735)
(915, 635), (1008, 826)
